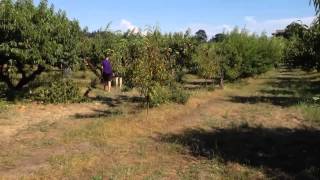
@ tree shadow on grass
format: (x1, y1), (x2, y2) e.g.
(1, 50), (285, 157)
(267, 78), (320, 94)
(270, 71), (320, 96)
(259, 89), (296, 96)
(157, 126), (320, 179)
(90, 95), (144, 107)
(229, 70), (320, 107)
(73, 109), (123, 119)
(73, 95), (144, 119)
(229, 96), (303, 107)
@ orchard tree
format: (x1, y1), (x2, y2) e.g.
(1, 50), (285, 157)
(195, 29), (208, 42)
(193, 43), (220, 87)
(283, 1), (320, 71)
(0, 0), (81, 90)
(209, 33), (227, 43)
(161, 32), (197, 80)
(216, 29), (284, 82)
(283, 22), (308, 39)
(132, 31), (171, 111)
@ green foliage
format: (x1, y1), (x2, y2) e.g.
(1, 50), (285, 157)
(218, 29), (284, 80)
(0, 99), (9, 113)
(91, 175), (103, 180)
(193, 43), (221, 80)
(283, 22), (308, 39)
(194, 29), (284, 82)
(0, 83), (7, 98)
(131, 30), (172, 100)
(32, 79), (85, 104)
(170, 86), (190, 104)
(284, 21), (320, 71)
(0, 1), (286, 106)
(195, 29), (208, 42)
(209, 33), (227, 43)
(207, 85), (216, 92)
(160, 32), (197, 83)
(300, 103), (320, 125)
(0, 0), (82, 90)
(148, 84), (190, 107)
(148, 84), (171, 107)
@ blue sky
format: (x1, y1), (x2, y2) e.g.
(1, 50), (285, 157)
(35, 0), (316, 37)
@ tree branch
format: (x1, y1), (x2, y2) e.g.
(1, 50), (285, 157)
(16, 61), (27, 79)
(0, 69), (14, 89)
(84, 58), (102, 78)
(15, 65), (45, 90)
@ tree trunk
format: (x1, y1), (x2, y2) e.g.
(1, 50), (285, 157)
(0, 61), (15, 89)
(0, 70), (14, 89)
(14, 65), (45, 90)
(146, 95), (150, 121)
(85, 58), (102, 79)
(84, 87), (92, 97)
(220, 75), (224, 89)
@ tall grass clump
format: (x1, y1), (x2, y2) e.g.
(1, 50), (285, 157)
(299, 97), (320, 125)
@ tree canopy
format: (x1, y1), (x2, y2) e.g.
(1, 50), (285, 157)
(0, 0), (81, 90)
(195, 29), (208, 42)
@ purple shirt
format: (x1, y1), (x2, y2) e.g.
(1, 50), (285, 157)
(102, 58), (112, 74)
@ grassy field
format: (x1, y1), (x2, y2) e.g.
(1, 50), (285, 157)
(0, 69), (320, 179)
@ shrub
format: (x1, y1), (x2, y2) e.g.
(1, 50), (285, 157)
(170, 86), (190, 104)
(121, 85), (131, 92)
(147, 84), (190, 107)
(31, 79), (86, 104)
(0, 83), (7, 99)
(148, 84), (171, 107)
(207, 85), (216, 92)
(0, 100), (8, 113)
(299, 102), (320, 125)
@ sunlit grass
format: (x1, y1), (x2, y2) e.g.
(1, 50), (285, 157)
(299, 103), (320, 125)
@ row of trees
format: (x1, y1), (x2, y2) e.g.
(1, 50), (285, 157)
(194, 30), (284, 88)
(1, 0), (287, 104)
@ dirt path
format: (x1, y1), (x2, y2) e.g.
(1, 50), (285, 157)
(0, 70), (318, 179)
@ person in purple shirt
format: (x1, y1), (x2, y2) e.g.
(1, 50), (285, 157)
(101, 55), (113, 92)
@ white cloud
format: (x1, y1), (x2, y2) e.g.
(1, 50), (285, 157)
(119, 19), (140, 33)
(244, 16), (316, 35)
(244, 16), (257, 24)
(186, 16), (316, 38)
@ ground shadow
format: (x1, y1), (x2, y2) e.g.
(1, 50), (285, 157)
(90, 95), (144, 107)
(229, 96), (303, 107)
(269, 71), (320, 96)
(228, 70), (320, 107)
(74, 95), (143, 119)
(182, 77), (219, 91)
(259, 89), (295, 96)
(73, 109), (123, 119)
(157, 126), (320, 179)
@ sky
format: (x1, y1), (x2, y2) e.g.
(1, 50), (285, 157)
(34, 0), (316, 38)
